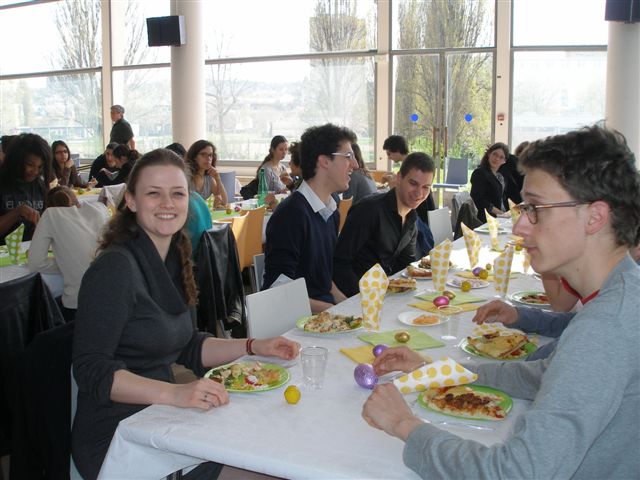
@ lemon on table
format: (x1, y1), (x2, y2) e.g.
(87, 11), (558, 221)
(284, 385), (301, 404)
(460, 280), (472, 292)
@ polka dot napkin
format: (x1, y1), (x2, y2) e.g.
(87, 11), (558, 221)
(5, 223), (25, 265)
(393, 357), (477, 394)
(493, 245), (515, 297)
(461, 223), (482, 269)
(429, 239), (452, 293)
(359, 263), (389, 331)
(484, 210), (501, 251)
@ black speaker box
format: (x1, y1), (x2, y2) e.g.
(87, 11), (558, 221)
(146, 16), (186, 47)
(605, 0), (639, 22)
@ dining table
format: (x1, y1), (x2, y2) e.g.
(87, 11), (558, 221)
(98, 219), (552, 480)
(0, 242), (64, 297)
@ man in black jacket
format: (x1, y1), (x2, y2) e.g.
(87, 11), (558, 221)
(333, 152), (435, 297)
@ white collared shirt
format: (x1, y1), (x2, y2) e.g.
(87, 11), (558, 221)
(297, 180), (337, 222)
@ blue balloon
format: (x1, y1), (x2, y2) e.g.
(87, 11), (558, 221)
(464, 114), (473, 123)
(410, 113), (419, 122)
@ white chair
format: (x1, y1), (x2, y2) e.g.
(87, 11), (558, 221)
(251, 253), (265, 293)
(245, 277), (311, 338)
(218, 171), (236, 202)
(427, 207), (453, 245)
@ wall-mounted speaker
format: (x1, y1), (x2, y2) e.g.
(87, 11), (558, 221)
(605, 0), (639, 22)
(146, 16), (186, 47)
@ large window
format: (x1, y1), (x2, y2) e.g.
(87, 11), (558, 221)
(511, 0), (607, 147)
(205, 57), (375, 162)
(203, 0), (376, 58)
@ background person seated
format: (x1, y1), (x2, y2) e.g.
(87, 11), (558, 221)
(27, 186), (109, 322)
(470, 142), (512, 223)
(184, 139), (228, 206)
(341, 143), (376, 205)
(110, 144), (140, 185)
(89, 142), (119, 187)
(0, 133), (52, 244)
(333, 152), (435, 297)
(51, 140), (88, 188)
(255, 135), (292, 193)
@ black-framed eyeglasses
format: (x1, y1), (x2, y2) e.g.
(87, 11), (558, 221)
(513, 201), (589, 225)
(332, 152), (354, 160)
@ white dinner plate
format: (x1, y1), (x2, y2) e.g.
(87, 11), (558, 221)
(474, 225), (509, 235)
(398, 311), (448, 327)
(446, 277), (490, 289)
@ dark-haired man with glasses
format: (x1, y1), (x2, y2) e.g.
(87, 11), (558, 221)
(264, 123), (358, 313)
(361, 124), (640, 479)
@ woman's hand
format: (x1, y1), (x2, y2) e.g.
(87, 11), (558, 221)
(280, 172), (293, 187)
(17, 205), (40, 225)
(64, 159), (74, 169)
(472, 299), (518, 325)
(206, 165), (219, 178)
(252, 337), (300, 360)
(213, 195), (226, 209)
(172, 377), (229, 411)
(372, 346), (425, 376)
(362, 384), (424, 440)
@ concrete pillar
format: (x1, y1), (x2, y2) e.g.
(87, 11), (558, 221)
(170, 0), (205, 147)
(605, 21), (640, 163)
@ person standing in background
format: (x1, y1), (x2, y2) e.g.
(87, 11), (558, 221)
(109, 105), (135, 150)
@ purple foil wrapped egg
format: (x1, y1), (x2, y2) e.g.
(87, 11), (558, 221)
(433, 295), (450, 307)
(354, 364), (378, 389)
(372, 344), (388, 357)
(472, 266), (483, 277)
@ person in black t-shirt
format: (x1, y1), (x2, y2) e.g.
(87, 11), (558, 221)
(0, 133), (52, 244)
(109, 105), (135, 149)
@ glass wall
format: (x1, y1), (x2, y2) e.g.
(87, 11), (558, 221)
(511, 0), (607, 147)
(0, 0), (611, 163)
(391, 0), (496, 168)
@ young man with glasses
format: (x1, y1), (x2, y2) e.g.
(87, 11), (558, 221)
(333, 152), (435, 297)
(263, 123), (357, 313)
(361, 125), (640, 479)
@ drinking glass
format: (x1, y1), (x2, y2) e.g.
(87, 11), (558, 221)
(300, 346), (329, 390)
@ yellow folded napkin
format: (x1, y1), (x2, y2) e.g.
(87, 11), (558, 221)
(393, 357), (478, 394)
(508, 199), (521, 224)
(429, 239), (452, 293)
(461, 223), (482, 269)
(6, 223), (25, 265)
(359, 263), (389, 331)
(493, 245), (515, 297)
(340, 345), (375, 364)
(484, 210), (501, 251)
(409, 301), (480, 314)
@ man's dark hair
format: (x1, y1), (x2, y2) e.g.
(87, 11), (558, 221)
(520, 124), (640, 247)
(165, 142), (187, 157)
(288, 142), (300, 167)
(382, 135), (409, 155)
(299, 123), (357, 180)
(111, 105), (125, 115)
(399, 152), (435, 177)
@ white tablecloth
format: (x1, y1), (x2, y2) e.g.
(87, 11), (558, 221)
(99, 223), (547, 480)
(0, 242), (64, 297)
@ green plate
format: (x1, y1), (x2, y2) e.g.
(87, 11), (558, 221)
(205, 361), (289, 393)
(460, 337), (537, 361)
(474, 225), (509, 235)
(417, 385), (512, 420)
(296, 315), (363, 334)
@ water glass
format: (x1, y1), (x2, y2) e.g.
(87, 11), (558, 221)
(300, 346), (329, 390)
(437, 305), (463, 341)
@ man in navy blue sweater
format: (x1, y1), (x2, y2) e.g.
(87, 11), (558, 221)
(264, 123), (357, 313)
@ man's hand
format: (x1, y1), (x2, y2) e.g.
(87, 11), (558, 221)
(362, 384), (424, 440)
(372, 346), (425, 376)
(472, 300), (518, 325)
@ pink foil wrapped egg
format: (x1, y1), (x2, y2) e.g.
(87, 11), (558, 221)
(433, 295), (450, 307)
(354, 364), (378, 389)
(372, 344), (388, 357)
